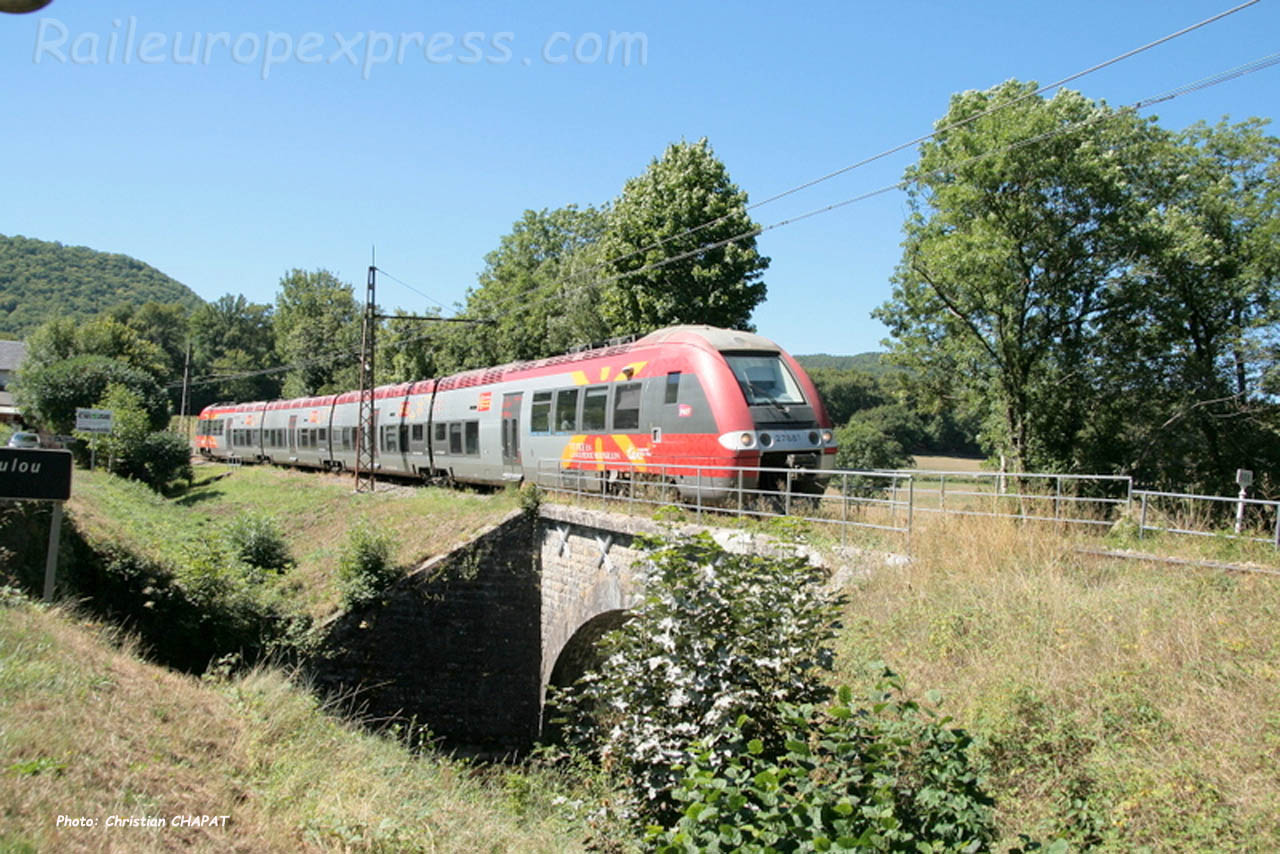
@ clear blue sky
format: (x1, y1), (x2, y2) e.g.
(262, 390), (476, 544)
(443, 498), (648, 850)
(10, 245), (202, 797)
(2, 0), (1277, 356)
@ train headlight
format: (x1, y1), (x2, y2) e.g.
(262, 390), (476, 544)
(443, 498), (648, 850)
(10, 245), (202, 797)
(739, 432), (754, 447)
(821, 429), (833, 444)
(759, 432), (772, 447)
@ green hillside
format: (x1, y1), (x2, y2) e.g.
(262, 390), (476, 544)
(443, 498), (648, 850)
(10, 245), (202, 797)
(795, 351), (899, 377)
(0, 234), (204, 338)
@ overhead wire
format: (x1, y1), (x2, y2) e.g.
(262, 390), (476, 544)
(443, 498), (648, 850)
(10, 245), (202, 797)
(173, 47), (1279, 395)
(487, 0), (1263, 300)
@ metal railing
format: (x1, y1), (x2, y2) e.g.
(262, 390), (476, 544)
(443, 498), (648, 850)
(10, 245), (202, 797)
(1134, 489), (1280, 548)
(881, 469), (1131, 529)
(534, 459), (1280, 552)
(533, 460), (913, 543)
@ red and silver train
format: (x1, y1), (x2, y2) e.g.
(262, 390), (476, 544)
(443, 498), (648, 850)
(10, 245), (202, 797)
(195, 325), (837, 499)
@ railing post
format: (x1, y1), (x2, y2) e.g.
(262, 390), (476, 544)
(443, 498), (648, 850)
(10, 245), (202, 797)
(907, 476), (915, 542)
(696, 468), (703, 522)
(1273, 504), (1279, 550)
(940, 473), (946, 516)
(1054, 475), (1062, 522)
(841, 472), (848, 548)
(737, 468), (743, 515)
(785, 469), (793, 517)
(1139, 493), (1148, 540)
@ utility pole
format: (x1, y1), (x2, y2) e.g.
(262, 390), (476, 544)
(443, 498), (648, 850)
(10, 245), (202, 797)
(180, 339), (191, 425)
(352, 253), (494, 494)
(355, 257), (378, 493)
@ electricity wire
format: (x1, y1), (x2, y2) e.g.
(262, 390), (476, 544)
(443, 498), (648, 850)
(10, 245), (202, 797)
(174, 48), (1279, 395)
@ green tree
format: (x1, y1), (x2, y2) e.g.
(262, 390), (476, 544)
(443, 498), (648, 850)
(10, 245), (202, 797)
(1091, 119), (1280, 493)
(23, 315), (169, 380)
(600, 138), (769, 334)
(806, 368), (887, 427)
(438, 205), (607, 372)
(15, 355), (169, 434)
(834, 417), (913, 472)
(109, 301), (193, 382)
(82, 382), (152, 475)
(876, 81), (1163, 472)
(188, 294), (279, 405)
(273, 269), (360, 398)
(377, 309), (440, 383)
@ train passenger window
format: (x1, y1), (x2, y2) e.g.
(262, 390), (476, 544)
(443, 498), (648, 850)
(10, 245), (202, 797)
(613, 382), (641, 430)
(318, 428), (327, 442)
(434, 423), (447, 443)
(465, 421), (479, 455)
(531, 391), (552, 433)
(399, 425), (409, 451)
(554, 389), (579, 433)
(411, 424), (424, 443)
(582, 386), (608, 432)
(665, 372), (681, 404)
(449, 423), (463, 455)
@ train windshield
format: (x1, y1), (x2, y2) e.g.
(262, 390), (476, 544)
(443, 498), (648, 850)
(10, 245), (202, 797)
(724, 354), (806, 406)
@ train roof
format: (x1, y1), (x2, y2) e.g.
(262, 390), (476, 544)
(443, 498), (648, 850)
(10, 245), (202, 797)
(199, 325), (791, 409)
(632, 325), (784, 354)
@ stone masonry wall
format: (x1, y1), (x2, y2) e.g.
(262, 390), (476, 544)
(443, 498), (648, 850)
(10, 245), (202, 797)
(309, 509), (542, 757)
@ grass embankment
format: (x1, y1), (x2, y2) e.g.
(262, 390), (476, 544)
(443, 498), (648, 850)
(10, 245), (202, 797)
(68, 463), (518, 622)
(833, 516), (1280, 852)
(0, 593), (589, 853)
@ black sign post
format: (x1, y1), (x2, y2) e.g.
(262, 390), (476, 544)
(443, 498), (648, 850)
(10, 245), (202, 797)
(0, 448), (73, 601)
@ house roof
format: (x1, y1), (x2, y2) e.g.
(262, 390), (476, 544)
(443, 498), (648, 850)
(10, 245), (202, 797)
(0, 340), (26, 373)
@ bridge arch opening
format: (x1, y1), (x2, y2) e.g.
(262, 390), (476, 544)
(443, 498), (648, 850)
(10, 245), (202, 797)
(541, 608), (630, 739)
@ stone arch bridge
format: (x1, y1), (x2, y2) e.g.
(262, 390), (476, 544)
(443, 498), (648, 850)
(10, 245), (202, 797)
(310, 503), (859, 756)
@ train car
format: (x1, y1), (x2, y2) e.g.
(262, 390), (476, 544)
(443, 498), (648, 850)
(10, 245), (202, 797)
(194, 325), (836, 500)
(196, 401), (267, 462)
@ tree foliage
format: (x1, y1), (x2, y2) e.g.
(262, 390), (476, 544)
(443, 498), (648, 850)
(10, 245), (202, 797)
(600, 138), (770, 334)
(23, 315), (170, 380)
(437, 206), (607, 372)
(188, 293), (280, 406)
(15, 354), (169, 434)
(273, 269), (360, 398)
(877, 81), (1280, 493)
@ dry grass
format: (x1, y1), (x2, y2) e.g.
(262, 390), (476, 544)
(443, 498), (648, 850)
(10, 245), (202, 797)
(910, 454), (988, 472)
(0, 594), (593, 853)
(831, 515), (1280, 851)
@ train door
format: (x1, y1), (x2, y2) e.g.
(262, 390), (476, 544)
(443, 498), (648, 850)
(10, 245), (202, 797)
(288, 415), (297, 458)
(501, 392), (523, 481)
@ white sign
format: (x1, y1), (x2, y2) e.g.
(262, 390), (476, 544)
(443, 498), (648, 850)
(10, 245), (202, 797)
(75, 408), (114, 434)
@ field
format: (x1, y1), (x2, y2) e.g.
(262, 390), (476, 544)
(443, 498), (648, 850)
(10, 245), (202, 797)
(5, 462), (1279, 851)
(833, 515), (1280, 852)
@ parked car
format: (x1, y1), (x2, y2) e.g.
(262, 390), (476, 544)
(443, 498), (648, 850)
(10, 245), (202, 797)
(6, 431), (40, 449)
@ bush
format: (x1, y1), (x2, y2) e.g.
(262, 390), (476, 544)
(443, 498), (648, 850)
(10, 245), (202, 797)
(550, 532), (842, 825)
(337, 522), (399, 608)
(225, 513), (293, 574)
(834, 418), (914, 472)
(652, 674), (997, 853)
(136, 430), (194, 491)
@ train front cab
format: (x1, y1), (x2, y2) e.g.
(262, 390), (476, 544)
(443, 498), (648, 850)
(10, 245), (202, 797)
(636, 327), (836, 503)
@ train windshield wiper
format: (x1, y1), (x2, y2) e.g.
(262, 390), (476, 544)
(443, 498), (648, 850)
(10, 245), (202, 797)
(748, 382), (791, 416)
